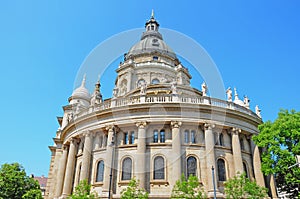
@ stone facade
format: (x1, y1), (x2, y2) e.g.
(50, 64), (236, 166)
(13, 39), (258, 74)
(45, 13), (277, 199)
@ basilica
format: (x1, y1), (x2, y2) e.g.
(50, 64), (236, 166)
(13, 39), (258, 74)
(45, 13), (277, 198)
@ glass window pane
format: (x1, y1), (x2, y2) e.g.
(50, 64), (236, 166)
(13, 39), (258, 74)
(184, 130), (189, 143)
(122, 158), (132, 180)
(96, 160), (104, 182)
(217, 159), (226, 181)
(130, 131), (135, 144)
(160, 130), (165, 143)
(153, 130), (158, 143)
(187, 156), (197, 177)
(124, 132), (128, 145)
(191, 130), (196, 143)
(154, 156), (164, 179)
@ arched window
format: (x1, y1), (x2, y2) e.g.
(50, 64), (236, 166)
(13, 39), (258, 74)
(137, 79), (146, 87)
(187, 156), (197, 177)
(240, 138), (245, 151)
(124, 132), (129, 145)
(154, 156), (165, 179)
(217, 159), (226, 181)
(184, 130), (189, 143)
(191, 130), (196, 144)
(160, 130), (165, 143)
(121, 157), (132, 180)
(243, 162), (249, 178)
(151, 78), (160, 84)
(96, 160), (104, 182)
(219, 133), (224, 146)
(153, 130), (158, 143)
(130, 131), (135, 144)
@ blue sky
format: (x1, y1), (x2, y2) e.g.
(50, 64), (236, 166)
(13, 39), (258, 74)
(0, 1), (299, 176)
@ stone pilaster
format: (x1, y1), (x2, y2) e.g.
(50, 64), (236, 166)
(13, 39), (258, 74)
(171, 121), (182, 185)
(204, 123), (218, 193)
(103, 125), (115, 193)
(231, 128), (243, 174)
(55, 145), (68, 198)
(251, 140), (265, 187)
(80, 131), (93, 182)
(94, 133), (101, 150)
(62, 138), (78, 197)
(135, 121), (147, 189)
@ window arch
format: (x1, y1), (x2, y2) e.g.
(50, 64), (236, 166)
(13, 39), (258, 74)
(153, 130), (158, 143)
(137, 79), (146, 87)
(243, 162), (249, 178)
(187, 156), (197, 177)
(96, 160), (104, 182)
(160, 130), (165, 143)
(154, 156), (165, 180)
(219, 133), (224, 146)
(151, 78), (160, 84)
(121, 157), (132, 180)
(217, 159), (226, 181)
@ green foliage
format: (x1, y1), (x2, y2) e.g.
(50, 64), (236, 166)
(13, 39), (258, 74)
(22, 189), (43, 199)
(253, 109), (300, 198)
(67, 180), (99, 199)
(120, 177), (149, 199)
(224, 172), (268, 199)
(0, 163), (42, 199)
(171, 174), (207, 199)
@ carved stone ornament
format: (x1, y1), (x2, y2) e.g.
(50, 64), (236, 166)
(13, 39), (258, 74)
(204, 123), (215, 130)
(135, 121), (147, 129)
(171, 121), (182, 128)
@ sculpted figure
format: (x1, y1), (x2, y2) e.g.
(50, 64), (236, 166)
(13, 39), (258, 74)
(244, 96), (250, 109)
(201, 82), (207, 96)
(140, 81), (147, 95)
(226, 87), (232, 102)
(255, 105), (261, 118)
(171, 80), (178, 95)
(67, 113), (73, 122)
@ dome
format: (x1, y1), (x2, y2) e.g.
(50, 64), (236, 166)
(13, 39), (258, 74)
(71, 76), (90, 101)
(125, 14), (177, 60)
(126, 32), (177, 59)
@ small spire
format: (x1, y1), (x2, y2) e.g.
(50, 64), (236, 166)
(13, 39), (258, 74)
(151, 9), (155, 19)
(97, 74), (100, 84)
(81, 74), (86, 87)
(234, 87), (239, 101)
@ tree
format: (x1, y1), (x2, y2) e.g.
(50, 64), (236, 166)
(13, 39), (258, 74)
(224, 172), (268, 199)
(67, 179), (99, 199)
(0, 163), (42, 199)
(171, 174), (207, 199)
(253, 109), (300, 198)
(120, 177), (149, 199)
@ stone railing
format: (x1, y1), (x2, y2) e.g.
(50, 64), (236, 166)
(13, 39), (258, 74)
(74, 94), (259, 120)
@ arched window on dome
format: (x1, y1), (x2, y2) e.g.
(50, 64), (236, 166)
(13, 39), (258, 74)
(137, 79), (146, 88)
(154, 156), (165, 180)
(160, 130), (165, 143)
(187, 156), (197, 177)
(121, 157), (132, 181)
(191, 130), (196, 144)
(96, 160), (104, 182)
(184, 130), (189, 143)
(240, 138), (245, 151)
(243, 162), (249, 178)
(151, 78), (160, 84)
(153, 130), (158, 143)
(219, 133), (224, 146)
(217, 159), (226, 181)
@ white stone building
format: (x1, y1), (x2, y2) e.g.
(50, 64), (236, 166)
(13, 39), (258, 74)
(45, 14), (277, 199)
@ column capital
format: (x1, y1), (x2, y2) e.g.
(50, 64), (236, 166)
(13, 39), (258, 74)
(83, 130), (92, 137)
(204, 123), (215, 130)
(105, 124), (118, 132)
(62, 144), (69, 151)
(231, 127), (242, 135)
(135, 121), (147, 129)
(68, 137), (79, 145)
(171, 121), (182, 129)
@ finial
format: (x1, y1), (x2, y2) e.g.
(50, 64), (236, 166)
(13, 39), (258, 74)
(234, 87), (239, 101)
(151, 9), (154, 19)
(97, 74), (100, 83)
(81, 74), (86, 87)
